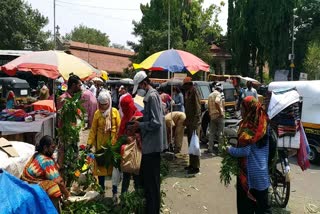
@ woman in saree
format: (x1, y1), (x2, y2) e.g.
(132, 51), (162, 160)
(21, 135), (69, 210)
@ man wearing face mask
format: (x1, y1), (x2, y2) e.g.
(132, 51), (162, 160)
(129, 70), (168, 214)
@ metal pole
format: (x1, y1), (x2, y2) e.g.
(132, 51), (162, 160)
(168, 0), (171, 50)
(53, 0), (56, 50)
(291, 12), (295, 81)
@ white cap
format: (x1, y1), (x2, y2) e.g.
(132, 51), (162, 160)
(215, 82), (223, 90)
(133, 71), (147, 94)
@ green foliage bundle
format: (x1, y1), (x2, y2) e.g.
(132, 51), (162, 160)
(95, 135), (127, 170)
(58, 92), (85, 186)
(219, 140), (240, 186)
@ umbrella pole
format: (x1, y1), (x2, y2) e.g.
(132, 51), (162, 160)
(52, 79), (56, 139)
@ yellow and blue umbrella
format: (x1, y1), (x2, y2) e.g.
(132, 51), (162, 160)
(133, 49), (210, 75)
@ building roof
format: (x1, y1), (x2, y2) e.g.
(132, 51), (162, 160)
(210, 44), (232, 60)
(64, 41), (135, 75)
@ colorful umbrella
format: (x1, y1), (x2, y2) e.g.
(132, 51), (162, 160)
(1, 50), (99, 80)
(133, 49), (210, 75)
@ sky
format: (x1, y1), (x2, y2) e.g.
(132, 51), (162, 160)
(25, 0), (228, 48)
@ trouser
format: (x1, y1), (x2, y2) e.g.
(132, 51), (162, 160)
(236, 178), (271, 214)
(121, 172), (140, 194)
(140, 152), (161, 214)
(98, 167), (122, 194)
(208, 117), (224, 151)
(174, 117), (185, 152)
(186, 126), (200, 169)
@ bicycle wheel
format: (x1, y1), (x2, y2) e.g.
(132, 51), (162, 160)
(271, 169), (290, 208)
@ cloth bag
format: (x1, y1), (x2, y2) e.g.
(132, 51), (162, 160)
(188, 131), (201, 156)
(120, 137), (142, 175)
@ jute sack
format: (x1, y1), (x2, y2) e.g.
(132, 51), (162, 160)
(120, 138), (141, 175)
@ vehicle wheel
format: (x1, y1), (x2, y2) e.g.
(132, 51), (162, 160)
(308, 146), (320, 164)
(271, 169), (290, 208)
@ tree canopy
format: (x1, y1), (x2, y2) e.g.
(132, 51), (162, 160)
(227, 0), (294, 80)
(64, 25), (111, 47)
(303, 41), (320, 80)
(128, 0), (223, 66)
(0, 0), (52, 50)
(294, 0), (320, 77)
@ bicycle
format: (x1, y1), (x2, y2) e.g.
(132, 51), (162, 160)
(269, 148), (291, 208)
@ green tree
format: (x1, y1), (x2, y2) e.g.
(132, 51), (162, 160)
(227, 0), (294, 80)
(128, 0), (222, 66)
(65, 25), (110, 47)
(0, 0), (51, 50)
(303, 41), (320, 80)
(111, 43), (129, 50)
(294, 0), (320, 77)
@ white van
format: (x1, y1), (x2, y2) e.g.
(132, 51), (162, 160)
(268, 80), (320, 163)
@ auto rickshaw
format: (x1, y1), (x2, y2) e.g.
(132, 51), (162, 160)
(0, 77), (30, 110)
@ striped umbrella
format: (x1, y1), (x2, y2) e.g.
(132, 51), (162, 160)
(133, 49), (209, 75)
(1, 50), (99, 80)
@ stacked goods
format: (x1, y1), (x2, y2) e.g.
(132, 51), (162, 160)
(267, 89), (302, 149)
(0, 109), (28, 121)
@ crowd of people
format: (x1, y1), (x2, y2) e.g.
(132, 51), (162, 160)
(19, 72), (273, 214)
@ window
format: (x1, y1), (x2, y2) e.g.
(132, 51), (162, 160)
(198, 85), (211, 99)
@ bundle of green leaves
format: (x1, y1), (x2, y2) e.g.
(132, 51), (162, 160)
(57, 92), (85, 186)
(219, 140), (240, 186)
(95, 136), (127, 170)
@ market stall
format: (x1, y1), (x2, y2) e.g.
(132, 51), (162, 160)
(0, 112), (54, 144)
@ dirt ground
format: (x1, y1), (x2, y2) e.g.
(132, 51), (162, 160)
(162, 136), (320, 214)
(79, 130), (320, 214)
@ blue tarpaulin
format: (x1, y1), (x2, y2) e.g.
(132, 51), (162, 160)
(0, 169), (58, 214)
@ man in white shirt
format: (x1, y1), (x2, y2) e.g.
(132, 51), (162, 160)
(242, 81), (258, 99)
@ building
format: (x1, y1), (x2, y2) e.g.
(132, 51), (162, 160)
(210, 44), (232, 75)
(0, 50), (33, 66)
(64, 41), (135, 76)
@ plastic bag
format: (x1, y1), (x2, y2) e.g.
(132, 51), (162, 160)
(188, 131), (201, 156)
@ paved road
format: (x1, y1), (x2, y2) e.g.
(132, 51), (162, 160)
(162, 137), (320, 214)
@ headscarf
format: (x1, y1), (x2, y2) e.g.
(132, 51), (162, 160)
(238, 96), (268, 145)
(118, 94), (142, 136)
(237, 96), (268, 202)
(118, 92), (130, 118)
(97, 91), (112, 133)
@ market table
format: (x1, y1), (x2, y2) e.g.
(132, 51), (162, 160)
(0, 115), (55, 144)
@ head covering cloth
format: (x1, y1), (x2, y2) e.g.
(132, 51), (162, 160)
(97, 91), (112, 133)
(237, 96), (269, 202)
(118, 94), (142, 136)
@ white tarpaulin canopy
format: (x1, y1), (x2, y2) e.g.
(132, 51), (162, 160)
(267, 88), (300, 119)
(268, 80), (320, 125)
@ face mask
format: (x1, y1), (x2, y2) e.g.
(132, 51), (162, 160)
(137, 89), (146, 97)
